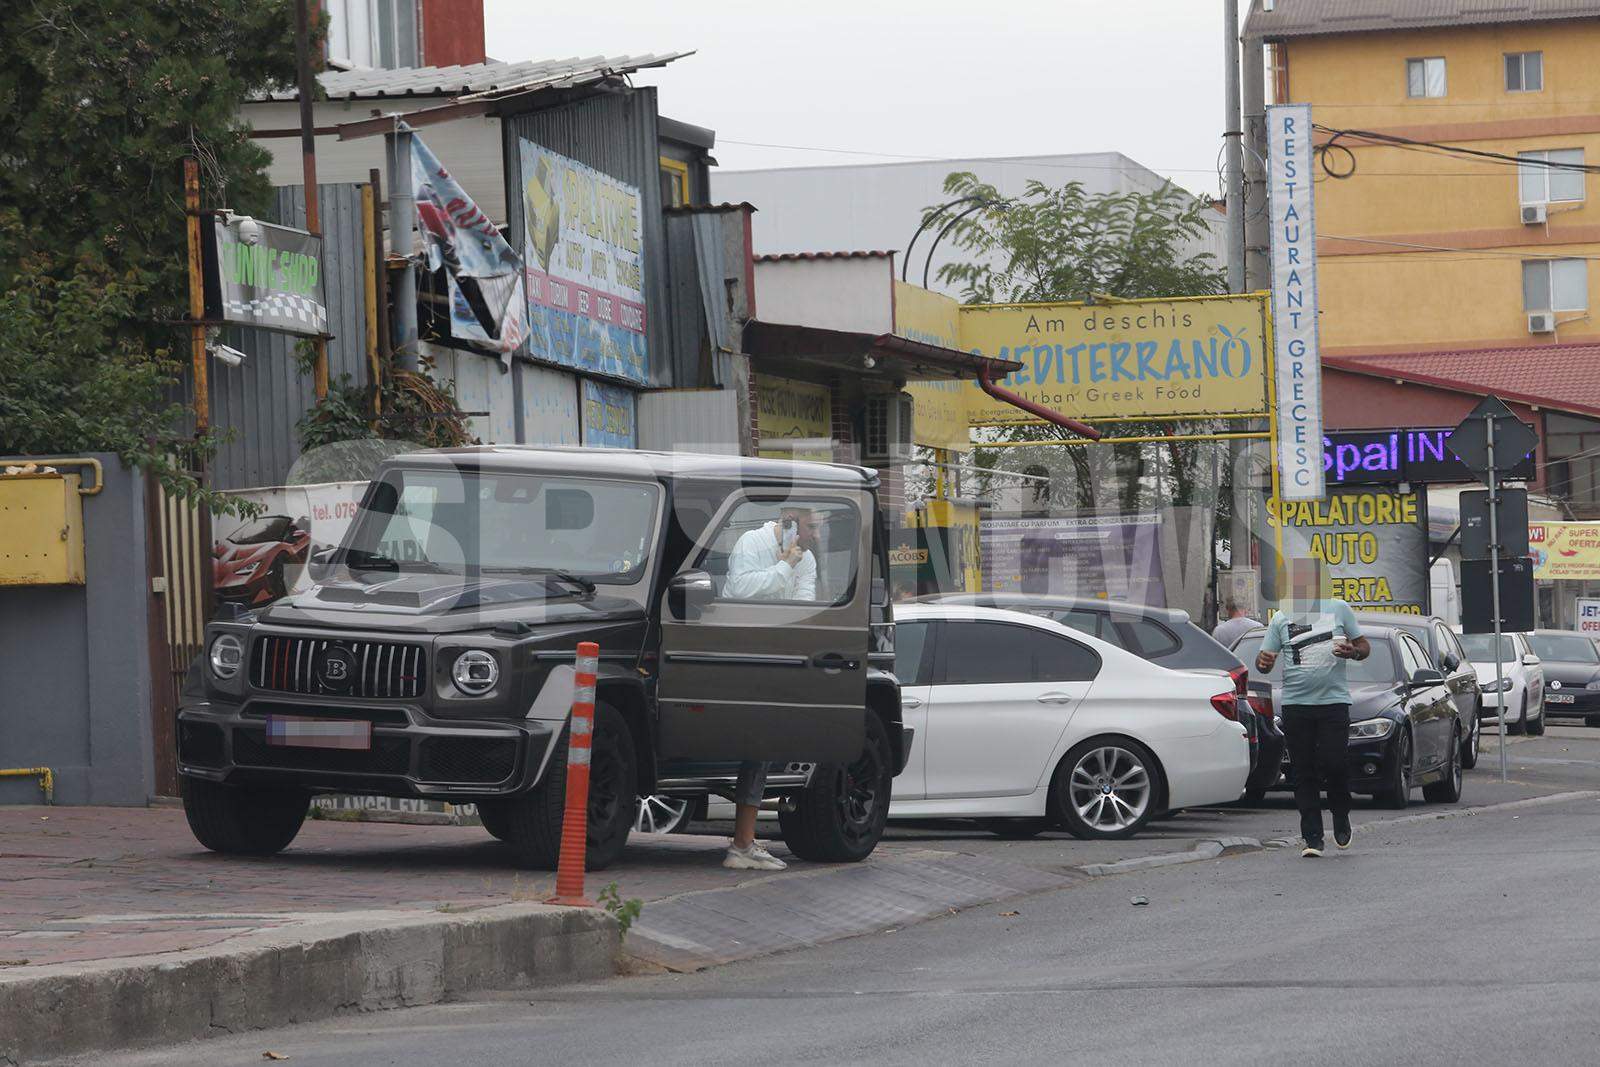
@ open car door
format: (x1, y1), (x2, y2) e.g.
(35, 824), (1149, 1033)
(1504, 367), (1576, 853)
(656, 488), (872, 762)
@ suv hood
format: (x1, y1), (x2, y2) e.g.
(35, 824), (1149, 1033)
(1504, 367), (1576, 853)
(258, 572), (645, 634)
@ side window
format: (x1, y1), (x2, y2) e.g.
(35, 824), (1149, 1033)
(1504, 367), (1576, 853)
(1432, 624), (1457, 668)
(1053, 609), (1101, 638)
(697, 498), (860, 606)
(1400, 635), (1429, 678)
(1109, 616), (1183, 659)
(940, 622), (1099, 685)
(894, 621), (933, 686)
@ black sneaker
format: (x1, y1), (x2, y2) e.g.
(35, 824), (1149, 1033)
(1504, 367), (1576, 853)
(1301, 844), (1323, 858)
(1334, 815), (1352, 850)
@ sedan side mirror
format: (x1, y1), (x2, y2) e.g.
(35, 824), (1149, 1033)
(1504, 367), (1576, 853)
(307, 546), (337, 581)
(1522, 652), (1541, 667)
(1409, 667), (1445, 689)
(669, 569), (715, 620)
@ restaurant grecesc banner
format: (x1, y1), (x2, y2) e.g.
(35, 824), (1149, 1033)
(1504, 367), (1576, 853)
(893, 281), (971, 452)
(959, 294), (1271, 425)
(1531, 522), (1600, 581)
(1268, 487), (1429, 613)
(203, 217), (326, 337)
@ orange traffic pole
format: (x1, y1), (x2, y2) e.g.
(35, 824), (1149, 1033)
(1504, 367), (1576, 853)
(548, 642), (600, 907)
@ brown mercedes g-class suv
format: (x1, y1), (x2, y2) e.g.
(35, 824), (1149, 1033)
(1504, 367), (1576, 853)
(177, 448), (906, 868)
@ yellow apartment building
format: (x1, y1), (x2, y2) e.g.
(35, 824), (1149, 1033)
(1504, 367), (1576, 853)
(1248, 1), (1600, 357)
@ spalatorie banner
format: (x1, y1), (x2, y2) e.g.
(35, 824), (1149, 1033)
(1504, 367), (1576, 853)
(1268, 487), (1429, 613)
(519, 138), (649, 384)
(1267, 102), (1326, 502)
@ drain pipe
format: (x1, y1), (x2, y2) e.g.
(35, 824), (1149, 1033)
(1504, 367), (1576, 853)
(976, 367), (1102, 440)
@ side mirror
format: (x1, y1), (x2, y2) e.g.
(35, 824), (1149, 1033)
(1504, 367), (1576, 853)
(1522, 653), (1541, 667)
(307, 546), (337, 582)
(669, 569), (715, 620)
(1409, 667), (1445, 689)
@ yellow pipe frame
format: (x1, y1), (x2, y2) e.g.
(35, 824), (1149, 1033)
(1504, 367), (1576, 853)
(0, 456), (103, 495)
(0, 767), (55, 804)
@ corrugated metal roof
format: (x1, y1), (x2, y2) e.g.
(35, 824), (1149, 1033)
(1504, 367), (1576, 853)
(755, 251), (895, 262)
(252, 52), (691, 103)
(1326, 342), (1600, 418)
(1245, 0), (1600, 39)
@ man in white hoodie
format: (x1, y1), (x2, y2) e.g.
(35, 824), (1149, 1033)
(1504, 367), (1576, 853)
(719, 507), (822, 870)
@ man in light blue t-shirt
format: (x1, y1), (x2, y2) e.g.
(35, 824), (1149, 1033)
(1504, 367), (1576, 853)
(1256, 558), (1371, 858)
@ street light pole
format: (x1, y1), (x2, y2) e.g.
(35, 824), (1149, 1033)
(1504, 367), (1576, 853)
(1223, 0), (1246, 293)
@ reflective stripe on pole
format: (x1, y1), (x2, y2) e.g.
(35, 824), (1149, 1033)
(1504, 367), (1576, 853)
(549, 642), (599, 906)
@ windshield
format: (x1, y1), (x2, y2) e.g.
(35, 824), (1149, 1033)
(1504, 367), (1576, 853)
(1460, 633), (1517, 665)
(1234, 633), (1400, 685)
(1527, 634), (1600, 663)
(229, 516), (294, 544)
(344, 469), (660, 583)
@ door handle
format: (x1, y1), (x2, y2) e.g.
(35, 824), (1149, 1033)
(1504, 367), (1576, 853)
(901, 695), (923, 709)
(811, 652), (861, 671)
(1036, 692), (1075, 705)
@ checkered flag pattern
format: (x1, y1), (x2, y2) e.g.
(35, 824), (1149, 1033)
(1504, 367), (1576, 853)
(223, 292), (327, 333)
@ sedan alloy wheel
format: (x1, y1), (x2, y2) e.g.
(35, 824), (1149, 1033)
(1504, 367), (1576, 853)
(1058, 742), (1155, 839)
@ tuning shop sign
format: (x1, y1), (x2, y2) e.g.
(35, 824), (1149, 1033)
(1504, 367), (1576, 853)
(1268, 486), (1430, 613)
(202, 217), (327, 336)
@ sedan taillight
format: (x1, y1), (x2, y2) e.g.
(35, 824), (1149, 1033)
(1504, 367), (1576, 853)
(1247, 692), (1273, 720)
(1211, 691), (1240, 721)
(1229, 665), (1248, 696)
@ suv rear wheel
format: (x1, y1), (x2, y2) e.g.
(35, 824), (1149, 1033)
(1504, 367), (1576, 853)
(779, 712), (892, 863)
(183, 778), (309, 856)
(490, 702), (636, 871)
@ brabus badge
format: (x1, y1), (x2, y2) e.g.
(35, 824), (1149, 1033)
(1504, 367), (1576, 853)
(316, 645), (357, 691)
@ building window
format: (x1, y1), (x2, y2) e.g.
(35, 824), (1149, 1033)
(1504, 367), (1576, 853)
(1506, 51), (1544, 92)
(1406, 57), (1447, 98)
(659, 157), (691, 208)
(1519, 149), (1586, 204)
(1523, 258), (1589, 313)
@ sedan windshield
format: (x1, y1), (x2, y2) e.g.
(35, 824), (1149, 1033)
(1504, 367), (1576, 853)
(344, 469), (659, 583)
(1527, 634), (1600, 663)
(1460, 633), (1517, 665)
(1234, 633), (1400, 685)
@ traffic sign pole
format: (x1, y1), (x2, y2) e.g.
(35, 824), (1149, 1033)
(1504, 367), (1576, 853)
(1487, 416), (1508, 784)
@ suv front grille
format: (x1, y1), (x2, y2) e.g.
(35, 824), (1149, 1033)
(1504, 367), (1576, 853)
(232, 728), (413, 776)
(418, 737), (518, 784)
(251, 635), (426, 699)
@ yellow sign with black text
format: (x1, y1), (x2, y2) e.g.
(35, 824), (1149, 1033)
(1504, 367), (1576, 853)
(893, 282), (972, 452)
(755, 374), (833, 462)
(1267, 487), (1429, 614)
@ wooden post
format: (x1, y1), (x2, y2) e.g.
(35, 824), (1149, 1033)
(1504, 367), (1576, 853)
(183, 158), (208, 437)
(295, 0), (329, 400)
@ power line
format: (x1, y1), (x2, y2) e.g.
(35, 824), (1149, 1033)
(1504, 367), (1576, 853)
(1317, 233), (1600, 262)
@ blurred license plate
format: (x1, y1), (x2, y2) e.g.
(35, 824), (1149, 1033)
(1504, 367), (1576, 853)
(1548, 693), (1575, 704)
(266, 715), (371, 750)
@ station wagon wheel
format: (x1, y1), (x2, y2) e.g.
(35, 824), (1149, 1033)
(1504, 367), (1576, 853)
(1054, 739), (1159, 841)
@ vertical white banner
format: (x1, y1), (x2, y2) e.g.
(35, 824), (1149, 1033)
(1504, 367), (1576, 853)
(1267, 103), (1326, 501)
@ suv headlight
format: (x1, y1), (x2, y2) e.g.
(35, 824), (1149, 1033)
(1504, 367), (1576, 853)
(451, 650), (499, 695)
(209, 633), (245, 680)
(1349, 718), (1395, 740)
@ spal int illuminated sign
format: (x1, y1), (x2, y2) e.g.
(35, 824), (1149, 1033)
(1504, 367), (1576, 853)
(1325, 427), (1536, 485)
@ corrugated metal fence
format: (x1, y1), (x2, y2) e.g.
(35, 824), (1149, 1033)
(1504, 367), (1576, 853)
(208, 183), (371, 491)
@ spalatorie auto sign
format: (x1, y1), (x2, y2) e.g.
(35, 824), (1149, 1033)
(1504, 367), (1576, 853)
(1267, 103), (1325, 502)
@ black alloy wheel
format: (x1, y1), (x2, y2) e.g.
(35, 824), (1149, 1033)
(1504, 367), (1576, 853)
(780, 712), (893, 863)
(1461, 703), (1481, 768)
(1423, 724), (1464, 804)
(1378, 728), (1411, 810)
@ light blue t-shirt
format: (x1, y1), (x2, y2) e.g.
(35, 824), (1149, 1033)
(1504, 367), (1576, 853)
(1261, 598), (1364, 706)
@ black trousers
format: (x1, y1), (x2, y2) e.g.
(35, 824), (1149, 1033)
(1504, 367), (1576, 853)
(1282, 703), (1352, 846)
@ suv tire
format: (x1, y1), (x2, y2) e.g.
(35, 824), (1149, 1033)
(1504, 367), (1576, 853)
(780, 711), (892, 863)
(477, 801), (513, 842)
(496, 702), (636, 871)
(182, 778), (309, 856)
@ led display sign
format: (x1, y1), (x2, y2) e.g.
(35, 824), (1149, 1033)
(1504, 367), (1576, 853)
(1324, 428), (1535, 486)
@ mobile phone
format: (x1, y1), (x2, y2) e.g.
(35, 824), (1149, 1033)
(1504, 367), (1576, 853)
(782, 518), (799, 551)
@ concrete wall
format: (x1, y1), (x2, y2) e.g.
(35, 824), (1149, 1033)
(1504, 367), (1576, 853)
(0, 455), (156, 805)
(1283, 21), (1600, 353)
(753, 257), (895, 334)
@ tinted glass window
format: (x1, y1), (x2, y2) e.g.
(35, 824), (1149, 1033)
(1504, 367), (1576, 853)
(1528, 634), (1600, 663)
(895, 622), (932, 687)
(1110, 616), (1183, 659)
(940, 622), (1100, 684)
(699, 498), (861, 606)
(1460, 633), (1516, 665)
(1397, 635), (1425, 678)
(1052, 609), (1101, 638)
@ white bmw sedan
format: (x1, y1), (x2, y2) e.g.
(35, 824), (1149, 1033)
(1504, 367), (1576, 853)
(888, 604), (1251, 840)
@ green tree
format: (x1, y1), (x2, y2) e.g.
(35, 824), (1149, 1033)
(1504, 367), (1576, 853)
(0, 0), (306, 511)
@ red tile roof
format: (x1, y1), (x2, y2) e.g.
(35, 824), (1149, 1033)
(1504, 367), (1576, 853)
(754, 251), (895, 263)
(1325, 343), (1600, 419)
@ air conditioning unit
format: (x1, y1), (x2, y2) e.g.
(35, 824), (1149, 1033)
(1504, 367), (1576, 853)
(1528, 311), (1556, 334)
(862, 391), (915, 466)
(1521, 202), (1548, 225)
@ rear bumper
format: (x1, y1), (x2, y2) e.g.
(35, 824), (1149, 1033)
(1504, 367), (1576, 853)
(1163, 723), (1251, 808)
(176, 697), (559, 800)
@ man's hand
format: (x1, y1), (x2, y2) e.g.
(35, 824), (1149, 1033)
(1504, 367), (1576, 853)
(1255, 649), (1278, 673)
(781, 544), (805, 567)
(1333, 636), (1371, 660)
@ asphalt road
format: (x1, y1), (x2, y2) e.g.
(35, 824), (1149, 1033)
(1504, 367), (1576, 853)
(90, 726), (1600, 1067)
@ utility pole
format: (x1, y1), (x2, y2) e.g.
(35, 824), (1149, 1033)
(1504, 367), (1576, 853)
(1242, 30), (1270, 293)
(386, 125), (420, 372)
(294, 0), (329, 400)
(1223, 0), (1245, 294)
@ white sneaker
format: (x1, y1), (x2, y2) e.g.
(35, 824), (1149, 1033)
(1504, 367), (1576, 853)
(724, 842), (788, 871)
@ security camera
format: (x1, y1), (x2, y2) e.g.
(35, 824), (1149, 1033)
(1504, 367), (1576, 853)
(210, 343), (247, 368)
(236, 217), (263, 247)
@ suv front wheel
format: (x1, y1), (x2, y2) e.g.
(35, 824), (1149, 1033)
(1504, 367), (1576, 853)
(183, 778), (310, 856)
(779, 712), (892, 863)
(487, 702), (637, 871)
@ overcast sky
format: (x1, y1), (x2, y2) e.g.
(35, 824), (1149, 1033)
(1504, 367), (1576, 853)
(482, 0), (1234, 195)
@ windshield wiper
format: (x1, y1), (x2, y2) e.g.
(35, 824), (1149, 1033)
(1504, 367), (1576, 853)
(480, 566), (597, 595)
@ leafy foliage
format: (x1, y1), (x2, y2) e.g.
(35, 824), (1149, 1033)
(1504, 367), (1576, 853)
(598, 881), (643, 937)
(0, 0), (305, 512)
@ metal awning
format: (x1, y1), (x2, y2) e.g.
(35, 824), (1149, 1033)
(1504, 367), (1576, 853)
(741, 320), (1019, 383)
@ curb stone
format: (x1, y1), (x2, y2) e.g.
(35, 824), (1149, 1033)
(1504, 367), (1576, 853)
(1075, 837), (1265, 877)
(0, 904), (617, 1066)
